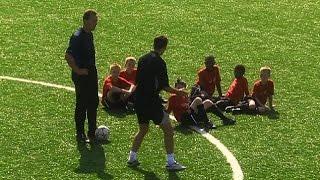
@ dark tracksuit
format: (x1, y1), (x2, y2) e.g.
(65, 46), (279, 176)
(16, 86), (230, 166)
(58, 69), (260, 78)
(66, 28), (99, 137)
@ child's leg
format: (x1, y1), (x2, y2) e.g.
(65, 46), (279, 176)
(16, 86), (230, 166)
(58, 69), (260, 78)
(204, 100), (227, 119)
(216, 99), (233, 111)
(189, 97), (202, 114)
(205, 100), (236, 125)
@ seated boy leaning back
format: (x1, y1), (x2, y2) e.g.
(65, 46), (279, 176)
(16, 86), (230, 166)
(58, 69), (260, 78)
(167, 79), (217, 129)
(252, 66), (275, 113)
(101, 63), (135, 109)
(216, 64), (256, 114)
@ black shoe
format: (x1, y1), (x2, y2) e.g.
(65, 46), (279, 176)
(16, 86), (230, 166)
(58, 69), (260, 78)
(205, 121), (217, 129)
(225, 106), (234, 113)
(231, 108), (242, 115)
(76, 133), (88, 143)
(87, 134), (97, 144)
(222, 118), (236, 125)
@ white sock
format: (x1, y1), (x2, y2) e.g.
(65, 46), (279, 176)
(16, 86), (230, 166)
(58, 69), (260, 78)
(167, 153), (176, 165)
(128, 150), (137, 162)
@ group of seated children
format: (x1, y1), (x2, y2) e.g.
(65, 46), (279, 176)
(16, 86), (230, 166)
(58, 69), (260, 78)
(101, 55), (274, 130)
(195, 55), (275, 115)
(101, 57), (137, 110)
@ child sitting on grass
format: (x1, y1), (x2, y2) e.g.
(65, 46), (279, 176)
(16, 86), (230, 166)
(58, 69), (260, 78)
(167, 79), (216, 129)
(216, 64), (256, 114)
(101, 63), (135, 110)
(119, 56), (137, 85)
(252, 66), (275, 113)
(195, 55), (223, 101)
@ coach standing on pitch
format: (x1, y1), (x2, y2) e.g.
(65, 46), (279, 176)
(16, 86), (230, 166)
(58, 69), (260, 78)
(127, 35), (188, 171)
(65, 9), (99, 143)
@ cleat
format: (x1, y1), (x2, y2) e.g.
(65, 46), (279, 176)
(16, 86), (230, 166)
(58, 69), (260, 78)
(205, 121), (217, 129)
(76, 133), (88, 143)
(127, 160), (140, 167)
(166, 161), (186, 171)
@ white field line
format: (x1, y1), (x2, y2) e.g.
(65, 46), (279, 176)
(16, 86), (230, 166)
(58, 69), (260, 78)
(0, 75), (243, 180)
(169, 115), (243, 180)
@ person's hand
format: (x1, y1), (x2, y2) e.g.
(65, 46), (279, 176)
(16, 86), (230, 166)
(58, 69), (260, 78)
(76, 68), (89, 75)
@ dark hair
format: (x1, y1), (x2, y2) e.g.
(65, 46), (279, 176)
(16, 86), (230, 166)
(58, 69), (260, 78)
(175, 78), (187, 88)
(83, 9), (97, 21)
(234, 64), (246, 77)
(205, 55), (215, 63)
(153, 35), (168, 50)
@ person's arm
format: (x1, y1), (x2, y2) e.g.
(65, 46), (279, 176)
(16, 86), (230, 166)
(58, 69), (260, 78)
(163, 86), (188, 97)
(216, 82), (222, 97)
(268, 95), (274, 110)
(65, 53), (88, 75)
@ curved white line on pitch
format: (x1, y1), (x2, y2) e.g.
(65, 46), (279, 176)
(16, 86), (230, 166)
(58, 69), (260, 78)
(0, 75), (244, 180)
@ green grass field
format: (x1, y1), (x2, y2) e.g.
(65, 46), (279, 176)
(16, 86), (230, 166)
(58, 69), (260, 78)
(1, 0), (320, 179)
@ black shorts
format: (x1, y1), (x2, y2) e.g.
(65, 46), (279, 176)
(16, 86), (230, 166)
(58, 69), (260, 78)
(135, 103), (166, 125)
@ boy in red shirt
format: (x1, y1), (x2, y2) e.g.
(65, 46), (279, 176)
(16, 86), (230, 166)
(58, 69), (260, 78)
(252, 67), (274, 113)
(216, 64), (256, 113)
(167, 79), (216, 129)
(195, 55), (223, 100)
(119, 57), (137, 85)
(102, 64), (135, 109)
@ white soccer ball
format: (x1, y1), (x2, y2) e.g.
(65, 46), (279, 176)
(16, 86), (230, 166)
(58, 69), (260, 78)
(95, 125), (110, 142)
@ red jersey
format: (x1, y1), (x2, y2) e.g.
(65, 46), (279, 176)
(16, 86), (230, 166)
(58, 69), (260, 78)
(119, 69), (137, 85)
(252, 80), (274, 105)
(102, 76), (132, 99)
(196, 66), (221, 97)
(167, 94), (189, 122)
(226, 76), (249, 104)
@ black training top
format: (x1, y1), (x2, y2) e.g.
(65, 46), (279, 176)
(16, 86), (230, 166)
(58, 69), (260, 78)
(135, 51), (169, 105)
(66, 28), (95, 68)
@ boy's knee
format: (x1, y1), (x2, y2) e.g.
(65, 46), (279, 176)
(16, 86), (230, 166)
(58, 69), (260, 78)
(194, 97), (202, 104)
(248, 100), (256, 110)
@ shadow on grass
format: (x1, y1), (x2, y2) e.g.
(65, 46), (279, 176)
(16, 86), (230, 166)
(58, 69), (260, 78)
(168, 171), (181, 180)
(102, 107), (135, 118)
(174, 124), (194, 135)
(75, 142), (113, 179)
(225, 109), (280, 120)
(266, 109), (280, 120)
(128, 166), (160, 180)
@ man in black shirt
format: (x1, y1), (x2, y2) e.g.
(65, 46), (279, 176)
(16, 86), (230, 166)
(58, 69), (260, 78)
(128, 36), (188, 171)
(65, 9), (99, 143)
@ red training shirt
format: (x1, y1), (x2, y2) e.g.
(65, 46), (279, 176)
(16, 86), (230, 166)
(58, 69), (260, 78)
(196, 66), (221, 97)
(167, 94), (189, 122)
(252, 79), (274, 105)
(102, 76), (133, 99)
(119, 69), (137, 85)
(226, 76), (249, 104)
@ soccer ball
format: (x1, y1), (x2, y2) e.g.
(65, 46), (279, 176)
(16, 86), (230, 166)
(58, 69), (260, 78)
(95, 125), (110, 142)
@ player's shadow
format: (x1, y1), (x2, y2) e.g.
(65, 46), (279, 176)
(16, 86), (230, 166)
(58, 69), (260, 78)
(168, 171), (181, 180)
(102, 107), (135, 118)
(128, 166), (160, 180)
(75, 142), (113, 179)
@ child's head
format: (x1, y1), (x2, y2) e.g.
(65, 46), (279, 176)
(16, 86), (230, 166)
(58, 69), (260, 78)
(234, 64), (245, 78)
(174, 78), (187, 90)
(124, 57), (136, 71)
(109, 63), (121, 78)
(204, 55), (216, 70)
(260, 66), (271, 82)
